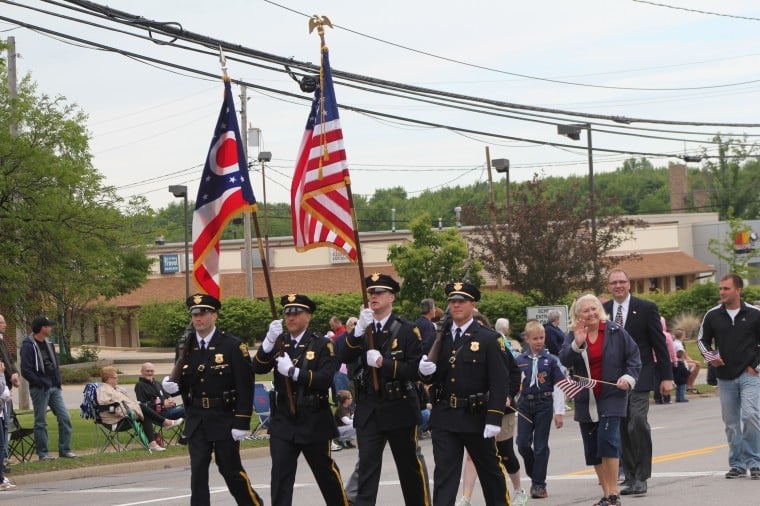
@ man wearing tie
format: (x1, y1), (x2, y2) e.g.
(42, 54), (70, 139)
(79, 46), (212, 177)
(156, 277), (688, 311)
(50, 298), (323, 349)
(603, 269), (672, 497)
(340, 273), (430, 506)
(167, 293), (261, 505)
(254, 294), (348, 505)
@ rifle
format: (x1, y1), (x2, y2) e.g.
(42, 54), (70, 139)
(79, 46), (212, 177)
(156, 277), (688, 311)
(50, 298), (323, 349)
(277, 332), (297, 416)
(425, 263), (473, 363)
(366, 323), (380, 392)
(170, 322), (194, 383)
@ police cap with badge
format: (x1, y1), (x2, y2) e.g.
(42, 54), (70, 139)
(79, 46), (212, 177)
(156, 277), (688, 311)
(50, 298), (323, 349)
(365, 273), (400, 294)
(186, 293), (222, 314)
(281, 293), (317, 314)
(445, 281), (481, 302)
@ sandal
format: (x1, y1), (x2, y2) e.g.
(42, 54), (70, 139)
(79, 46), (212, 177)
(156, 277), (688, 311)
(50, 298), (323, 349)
(687, 388), (701, 394)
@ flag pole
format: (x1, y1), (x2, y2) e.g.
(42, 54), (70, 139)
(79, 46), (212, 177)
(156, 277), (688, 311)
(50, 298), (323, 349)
(310, 16), (378, 392)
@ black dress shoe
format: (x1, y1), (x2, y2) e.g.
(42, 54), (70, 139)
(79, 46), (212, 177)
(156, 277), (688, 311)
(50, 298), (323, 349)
(620, 480), (647, 495)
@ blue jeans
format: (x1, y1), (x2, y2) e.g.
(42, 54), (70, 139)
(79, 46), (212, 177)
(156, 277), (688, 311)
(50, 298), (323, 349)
(29, 386), (72, 457)
(717, 372), (760, 470)
(516, 396), (554, 487)
(2, 399), (10, 462)
(419, 409), (430, 431)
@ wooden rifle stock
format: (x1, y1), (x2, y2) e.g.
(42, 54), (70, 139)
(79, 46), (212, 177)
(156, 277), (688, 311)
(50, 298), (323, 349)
(278, 337), (297, 416)
(366, 325), (381, 392)
(426, 311), (452, 363)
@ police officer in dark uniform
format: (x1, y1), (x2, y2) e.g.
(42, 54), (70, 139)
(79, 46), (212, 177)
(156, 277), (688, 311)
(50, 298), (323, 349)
(253, 294), (348, 506)
(168, 293), (262, 506)
(419, 282), (510, 506)
(340, 273), (430, 506)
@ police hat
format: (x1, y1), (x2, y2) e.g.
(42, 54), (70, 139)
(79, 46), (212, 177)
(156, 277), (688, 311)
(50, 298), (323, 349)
(32, 316), (56, 333)
(281, 293), (317, 314)
(445, 281), (481, 302)
(365, 273), (400, 294)
(186, 293), (222, 314)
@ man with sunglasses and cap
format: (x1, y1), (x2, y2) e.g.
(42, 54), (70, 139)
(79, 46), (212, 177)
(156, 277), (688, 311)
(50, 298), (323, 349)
(164, 293), (262, 506)
(339, 273), (430, 506)
(418, 281), (510, 506)
(254, 293), (348, 506)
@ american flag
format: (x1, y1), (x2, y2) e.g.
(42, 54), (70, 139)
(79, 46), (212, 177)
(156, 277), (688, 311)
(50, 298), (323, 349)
(556, 376), (600, 400)
(290, 47), (357, 261)
(192, 79), (256, 299)
(702, 348), (721, 363)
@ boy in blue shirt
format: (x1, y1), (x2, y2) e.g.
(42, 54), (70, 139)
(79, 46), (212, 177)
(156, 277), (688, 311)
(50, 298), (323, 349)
(515, 320), (567, 499)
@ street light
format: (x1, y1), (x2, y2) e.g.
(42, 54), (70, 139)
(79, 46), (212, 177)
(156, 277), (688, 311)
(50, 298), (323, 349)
(492, 158), (510, 208)
(168, 185), (190, 299)
(258, 151), (272, 265)
(557, 123), (599, 288)
(454, 206), (462, 228)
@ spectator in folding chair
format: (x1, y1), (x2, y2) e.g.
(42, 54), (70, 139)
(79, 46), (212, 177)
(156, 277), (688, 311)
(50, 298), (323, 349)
(97, 366), (183, 452)
(135, 362), (185, 445)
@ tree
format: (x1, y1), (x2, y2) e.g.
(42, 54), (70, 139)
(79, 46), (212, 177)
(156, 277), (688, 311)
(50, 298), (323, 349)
(698, 135), (760, 219)
(707, 211), (760, 280)
(388, 212), (482, 310)
(469, 175), (642, 304)
(0, 51), (152, 358)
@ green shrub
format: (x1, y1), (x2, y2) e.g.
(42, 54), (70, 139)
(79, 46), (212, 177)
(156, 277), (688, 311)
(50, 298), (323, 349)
(61, 366), (100, 384)
(77, 345), (100, 363)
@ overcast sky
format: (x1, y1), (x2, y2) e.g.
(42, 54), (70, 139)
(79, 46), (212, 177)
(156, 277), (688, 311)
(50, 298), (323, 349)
(3, 0), (760, 215)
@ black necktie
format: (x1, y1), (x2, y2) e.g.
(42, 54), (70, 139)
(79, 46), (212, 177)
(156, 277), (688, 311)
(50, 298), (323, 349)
(376, 322), (383, 335)
(200, 339), (207, 352)
(615, 305), (624, 327)
(454, 328), (462, 347)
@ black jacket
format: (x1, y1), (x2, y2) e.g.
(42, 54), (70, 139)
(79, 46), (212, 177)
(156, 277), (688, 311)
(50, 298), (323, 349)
(253, 329), (339, 443)
(698, 301), (760, 380)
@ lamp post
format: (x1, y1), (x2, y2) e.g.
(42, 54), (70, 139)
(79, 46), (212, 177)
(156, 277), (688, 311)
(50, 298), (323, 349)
(454, 206), (462, 228)
(492, 158), (510, 208)
(258, 151), (272, 265)
(557, 123), (598, 288)
(168, 185), (190, 299)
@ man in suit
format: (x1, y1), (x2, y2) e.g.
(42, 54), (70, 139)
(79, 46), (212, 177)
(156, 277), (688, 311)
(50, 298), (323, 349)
(254, 294), (348, 506)
(419, 281), (510, 506)
(168, 293), (262, 506)
(603, 269), (672, 496)
(339, 273), (430, 506)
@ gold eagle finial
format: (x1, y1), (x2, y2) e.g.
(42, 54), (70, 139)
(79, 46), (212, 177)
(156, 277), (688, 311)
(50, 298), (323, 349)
(308, 15), (333, 48)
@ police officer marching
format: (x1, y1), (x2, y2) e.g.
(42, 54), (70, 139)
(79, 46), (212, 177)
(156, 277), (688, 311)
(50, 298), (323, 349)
(419, 281), (510, 506)
(339, 273), (431, 506)
(164, 293), (262, 506)
(253, 293), (349, 506)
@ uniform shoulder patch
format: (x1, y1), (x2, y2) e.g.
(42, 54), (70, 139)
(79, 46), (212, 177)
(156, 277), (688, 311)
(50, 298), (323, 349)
(240, 342), (249, 356)
(413, 327), (422, 341)
(326, 341), (334, 356)
(498, 340), (506, 353)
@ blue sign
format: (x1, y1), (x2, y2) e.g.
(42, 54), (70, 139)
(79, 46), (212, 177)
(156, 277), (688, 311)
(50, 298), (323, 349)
(160, 254), (180, 274)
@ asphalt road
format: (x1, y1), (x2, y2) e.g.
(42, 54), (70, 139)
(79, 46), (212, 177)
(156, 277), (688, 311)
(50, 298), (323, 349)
(3, 392), (757, 505)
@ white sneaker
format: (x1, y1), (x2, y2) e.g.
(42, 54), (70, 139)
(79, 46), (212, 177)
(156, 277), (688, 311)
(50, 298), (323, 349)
(0, 479), (16, 491)
(455, 496), (471, 506)
(512, 488), (528, 506)
(149, 443), (166, 452)
(165, 417), (184, 428)
(331, 441), (342, 451)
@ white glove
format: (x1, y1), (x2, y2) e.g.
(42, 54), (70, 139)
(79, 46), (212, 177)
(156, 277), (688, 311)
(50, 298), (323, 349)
(354, 308), (374, 337)
(262, 319), (283, 353)
(0, 386), (10, 402)
(483, 424), (501, 439)
(162, 376), (179, 395)
(366, 349), (382, 368)
(231, 429), (250, 441)
(418, 355), (436, 376)
(276, 352), (295, 377)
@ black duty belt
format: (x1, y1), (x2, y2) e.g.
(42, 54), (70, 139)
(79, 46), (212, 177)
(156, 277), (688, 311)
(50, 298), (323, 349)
(522, 392), (553, 400)
(443, 392), (489, 409)
(192, 397), (225, 409)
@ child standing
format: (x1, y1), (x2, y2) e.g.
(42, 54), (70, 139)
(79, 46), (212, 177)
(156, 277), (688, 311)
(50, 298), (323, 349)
(673, 350), (691, 402)
(514, 320), (567, 500)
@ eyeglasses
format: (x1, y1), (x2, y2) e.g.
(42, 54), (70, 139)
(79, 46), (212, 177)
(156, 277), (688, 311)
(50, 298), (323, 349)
(144, 370), (154, 373)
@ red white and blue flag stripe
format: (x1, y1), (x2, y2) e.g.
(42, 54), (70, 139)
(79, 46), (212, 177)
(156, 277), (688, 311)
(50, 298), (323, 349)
(193, 79), (256, 299)
(291, 47), (357, 261)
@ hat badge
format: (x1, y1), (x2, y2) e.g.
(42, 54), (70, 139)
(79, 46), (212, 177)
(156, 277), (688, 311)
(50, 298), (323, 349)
(371, 273), (380, 281)
(453, 282), (463, 290)
(193, 294), (203, 304)
(287, 293), (297, 302)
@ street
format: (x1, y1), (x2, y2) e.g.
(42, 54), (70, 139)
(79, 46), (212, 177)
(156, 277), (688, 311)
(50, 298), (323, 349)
(3, 393), (757, 505)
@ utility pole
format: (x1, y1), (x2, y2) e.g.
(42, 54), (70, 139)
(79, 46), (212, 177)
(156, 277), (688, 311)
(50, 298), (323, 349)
(485, 146), (503, 289)
(239, 85), (254, 299)
(7, 36), (28, 409)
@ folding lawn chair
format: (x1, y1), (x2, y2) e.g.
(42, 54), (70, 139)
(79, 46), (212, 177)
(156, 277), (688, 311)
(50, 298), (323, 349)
(249, 382), (272, 439)
(8, 410), (35, 463)
(80, 382), (138, 453)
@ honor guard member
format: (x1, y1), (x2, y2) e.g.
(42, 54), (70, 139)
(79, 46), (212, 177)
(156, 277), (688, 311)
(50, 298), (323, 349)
(418, 282), (510, 506)
(253, 294), (348, 506)
(167, 293), (262, 506)
(339, 273), (431, 506)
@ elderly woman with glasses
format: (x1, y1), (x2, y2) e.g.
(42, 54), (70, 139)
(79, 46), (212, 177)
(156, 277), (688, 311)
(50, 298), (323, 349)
(97, 366), (183, 452)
